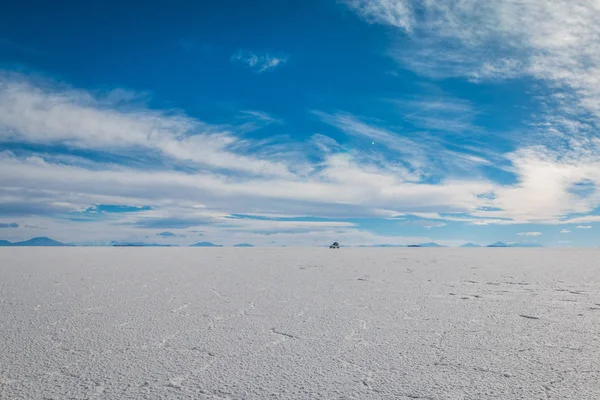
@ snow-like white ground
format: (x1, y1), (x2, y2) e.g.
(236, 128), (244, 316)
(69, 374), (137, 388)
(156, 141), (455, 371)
(1, 248), (599, 399)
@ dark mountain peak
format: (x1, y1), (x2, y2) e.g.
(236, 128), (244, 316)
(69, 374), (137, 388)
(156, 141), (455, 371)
(190, 241), (222, 247)
(13, 237), (67, 246)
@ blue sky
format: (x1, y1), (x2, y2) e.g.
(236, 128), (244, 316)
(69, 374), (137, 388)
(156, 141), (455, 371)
(1, 0), (600, 246)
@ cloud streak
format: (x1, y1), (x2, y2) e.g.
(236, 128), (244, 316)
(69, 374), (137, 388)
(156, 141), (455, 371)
(344, 0), (413, 31)
(342, 1), (600, 229)
(231, 50), (289, 73)
(0, 74), (296, 177)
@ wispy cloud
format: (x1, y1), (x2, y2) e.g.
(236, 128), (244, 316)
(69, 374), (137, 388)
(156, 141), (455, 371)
(343, 0), (413, 31)
(517, 232), (542, 237)
(577, 225), (592, 229)
(314, 110), (494, 181)
(342, 1), (600, 227)
(398, 217), (447, 229)
(239, 110), (281, 123)
(392, 95), (479, 133)
(0, 74), (500, 240)
(0, 74), (295, 177)
(344, 1), (600, 146)
(5, 74), (588, 232)
(424, 222), (446, 229)
(231, 50), (289, 73)
(344, 1), (600, 94)
(560, 229), (570, 233)
(220, 218), (356, 233)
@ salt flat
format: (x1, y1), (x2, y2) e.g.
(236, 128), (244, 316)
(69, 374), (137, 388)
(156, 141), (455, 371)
(1, 248), (599, 399)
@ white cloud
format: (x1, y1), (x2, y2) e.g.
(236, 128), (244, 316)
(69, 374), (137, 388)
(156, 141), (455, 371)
(13, 72), (589, 231)
(393, 95), (479, 133)
(342, 1), (600, 226)
(485, 146), (600, 223)
(0, 74), (295, 177)
(343, 0), (413, 31)
(556, 215), (600, 225)
(4, 71), (600, 245)
(346, 1), (600, 95)
(231, 50), (289, 73)
(517, 232), (542, 237)
(315, 111), (428, 171)
(315, 111), (494, 180)
(0, 150), (492, 218)
(469, 219), (516, 226)
(560, 229), (570, 233)
(0, 72), (501, 245)
(220, 219), (356, 233)
(343, 1), (600, 156)
(423, 222), (446, 229)
(577, 225), (592, 229)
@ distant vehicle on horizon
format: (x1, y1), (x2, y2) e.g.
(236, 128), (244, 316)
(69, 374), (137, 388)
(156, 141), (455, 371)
(330, 242), (340, 249)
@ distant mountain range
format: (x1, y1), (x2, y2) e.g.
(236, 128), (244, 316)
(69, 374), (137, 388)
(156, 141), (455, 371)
(0, 237), (224, 247)
(418, 242), (446, 248)
(487, 242), (544, 248)
(0, 237), (544, 248)
(110, 241), (175, 247)
(190, 241), (223, 247)
(363, 244), (406, 248)
(361, 242), (543, 248)
(358, 242), (447, 248)
(488, 241), (510, 247)
(0, 237), (68, 246)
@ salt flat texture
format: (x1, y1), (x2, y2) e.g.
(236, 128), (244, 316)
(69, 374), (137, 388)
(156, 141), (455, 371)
(1, 248), (599, 399)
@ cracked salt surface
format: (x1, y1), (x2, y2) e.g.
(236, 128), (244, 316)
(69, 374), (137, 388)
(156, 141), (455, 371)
(1, 248), (599, 399)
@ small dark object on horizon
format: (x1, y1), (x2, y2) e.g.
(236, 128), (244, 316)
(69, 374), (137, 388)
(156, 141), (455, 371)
(330, 242), (340, 249)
